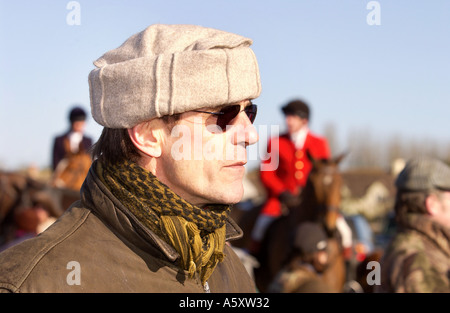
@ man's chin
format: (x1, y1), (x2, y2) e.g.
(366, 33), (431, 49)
(213, 187), (244, 206)
(225, 187), (245, 205)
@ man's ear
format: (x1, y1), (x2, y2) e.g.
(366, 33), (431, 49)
(425, 193), (440, 216)
(127, 120), (164, 158)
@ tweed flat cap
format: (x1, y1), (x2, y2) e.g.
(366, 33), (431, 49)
(88, 24), (262, 128)
(396, 157), (450, 191)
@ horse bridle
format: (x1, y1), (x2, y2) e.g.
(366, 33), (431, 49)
(310, 163), (343, 224)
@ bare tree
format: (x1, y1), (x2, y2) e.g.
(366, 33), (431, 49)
(323, 122), (339, 157)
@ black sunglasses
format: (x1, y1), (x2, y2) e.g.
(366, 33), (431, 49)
(194, 104), (257, 131)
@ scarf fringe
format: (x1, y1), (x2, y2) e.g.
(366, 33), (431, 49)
(160, 215), (226, 284)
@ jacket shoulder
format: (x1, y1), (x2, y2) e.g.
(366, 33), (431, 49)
(207, 245), (256, 292)
(0, 204), (90, 292)
(266, 134), (294, 153)
(54, 132), (69, 142)
(306, 132), (328, 144)
(304, 132), (330, 158)
(380, 230), (450, 292)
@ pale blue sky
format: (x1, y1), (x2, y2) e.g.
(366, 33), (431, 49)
(1, 1), (449, 171)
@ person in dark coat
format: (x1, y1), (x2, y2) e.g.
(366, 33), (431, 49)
(52, 106), (93, 171)
(51, 106), (93, 190)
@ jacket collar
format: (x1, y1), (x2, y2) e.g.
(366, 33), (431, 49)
(401, 213), (450, 257)
(80, 161), (244, 262)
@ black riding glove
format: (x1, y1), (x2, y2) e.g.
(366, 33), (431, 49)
(278, 191), (300, 208)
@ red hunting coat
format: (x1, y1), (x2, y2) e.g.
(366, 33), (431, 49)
(260, 132), (331, 217)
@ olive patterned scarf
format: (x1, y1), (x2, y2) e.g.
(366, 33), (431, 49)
(96, 160), (231, 285)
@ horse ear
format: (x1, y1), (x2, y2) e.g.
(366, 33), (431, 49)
(305, 149), (316, 163)
(306, 150), (322, 169)
(306, 149), (315, 163)
(333, 150), (349, 165)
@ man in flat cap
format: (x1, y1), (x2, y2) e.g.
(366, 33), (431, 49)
(249, 99), (331, 254)
(0, 24), (261, 292)
(375, 157), (450, 293)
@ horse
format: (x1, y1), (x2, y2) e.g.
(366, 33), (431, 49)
(0, 170), (80, 250)
(231, 153), (347, 292)
(51, 145), (92, 191)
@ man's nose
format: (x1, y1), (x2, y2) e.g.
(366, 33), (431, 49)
(232, 111), (259, 147)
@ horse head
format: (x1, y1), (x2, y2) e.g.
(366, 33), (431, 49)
(303, 152), (346, 235)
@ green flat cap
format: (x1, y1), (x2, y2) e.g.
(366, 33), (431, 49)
(396, 157), (450, 192)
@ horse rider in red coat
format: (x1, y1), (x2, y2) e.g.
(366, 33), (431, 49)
(249, 99), (331, 254)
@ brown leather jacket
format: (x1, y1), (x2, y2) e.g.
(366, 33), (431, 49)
(0, 166), (256, 293)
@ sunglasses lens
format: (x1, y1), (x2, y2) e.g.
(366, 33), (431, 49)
(215, 104), (258, 130)
(245, 105), (257, 123)
(216, 105), (241, 130)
